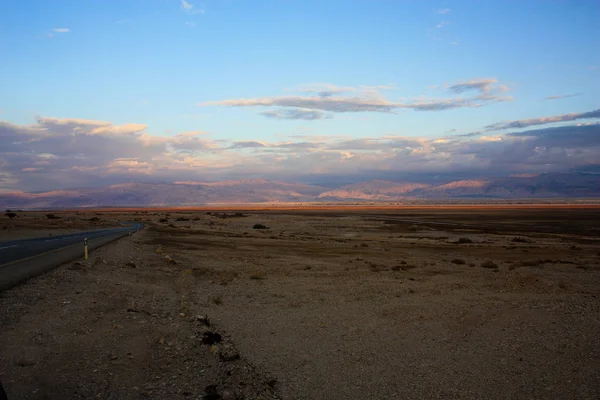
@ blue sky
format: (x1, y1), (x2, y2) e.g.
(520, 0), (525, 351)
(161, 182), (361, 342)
(0, 0), (599, 191)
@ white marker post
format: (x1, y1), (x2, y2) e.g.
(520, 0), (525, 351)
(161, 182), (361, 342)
(84, 237), (88, 260)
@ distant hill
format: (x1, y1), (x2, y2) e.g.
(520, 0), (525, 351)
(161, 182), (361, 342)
(411, 173), (600, 199)
(317, 180), (431, 200)
(0, 180), (325, 208)
(1, 173), (599, 208)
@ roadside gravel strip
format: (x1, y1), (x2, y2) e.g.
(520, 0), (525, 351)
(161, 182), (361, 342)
(0, 230), (279, 399)
(0, 227), (138, 292)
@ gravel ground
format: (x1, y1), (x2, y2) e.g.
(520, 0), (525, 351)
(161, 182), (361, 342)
(1, 209), (600, 399)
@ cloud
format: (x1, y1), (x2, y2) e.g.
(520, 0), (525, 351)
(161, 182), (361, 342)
(484, 108), (600, 131)
(292, 83), (396, 98)
(261, 108), (332, 120)
(181, 0), (204, 15)
(201, 78), (511, 117)
(436, 21), (448, 29)
(176, 130), (208, 137)
(201, 95), (399, 113)
(544, 93), (582, 100)
(181, 0), (193, 11)
(45, 28), (70, 38)
(296, 84), (357, 98)
(185, 21), (196, 28)
(229, 141), (266, 149)
(436, 8), (450, 14)
(448, 78), (500, 94)
(326, 137), (426, 151)
(35, 117), (147, 136)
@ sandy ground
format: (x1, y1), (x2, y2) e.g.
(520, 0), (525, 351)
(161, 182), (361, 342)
(1, 208), (600, 399)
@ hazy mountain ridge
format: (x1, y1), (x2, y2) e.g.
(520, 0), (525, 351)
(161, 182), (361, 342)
(317, 181), (432, 200)
(1, 173), (599, 208)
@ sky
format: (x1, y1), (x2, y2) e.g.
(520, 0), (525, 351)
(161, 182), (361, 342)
(0, 0), (599, 192)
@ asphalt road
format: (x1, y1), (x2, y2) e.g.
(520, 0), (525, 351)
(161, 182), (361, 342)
(0, 224), (141, 292)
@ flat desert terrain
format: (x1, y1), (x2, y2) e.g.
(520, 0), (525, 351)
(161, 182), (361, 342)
(1, 206), (600, 399)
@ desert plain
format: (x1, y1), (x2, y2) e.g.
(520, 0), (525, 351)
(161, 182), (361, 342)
(1, 205), (599, 399)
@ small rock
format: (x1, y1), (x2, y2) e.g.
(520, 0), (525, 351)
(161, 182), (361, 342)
(222, 390), (235, 400)
(196, 315), (210, 327)
(16, 359), (37, 367)
(164, 255), (176, 264)
(203, 385), (220, 400)
(70, 261), (85, 270)
(219, 345), (240, 362)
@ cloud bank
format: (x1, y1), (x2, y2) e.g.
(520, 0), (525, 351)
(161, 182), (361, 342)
(1, 111), (599, 192)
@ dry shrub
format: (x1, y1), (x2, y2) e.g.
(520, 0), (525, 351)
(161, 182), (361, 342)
(392, 264), (416, 271)
(368, 263), (383, 272)
(481, 260), (499, 269)
(191, 267), (214, 278)
(456, 237), (473, 244)
(519, 260), (544, 267)
(249, 270), (267, 280)
(557, 281), (567, 289)
(217, 270), (239, 285)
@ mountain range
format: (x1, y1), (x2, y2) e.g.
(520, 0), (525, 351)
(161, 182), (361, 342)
(1, 173), (599, 208)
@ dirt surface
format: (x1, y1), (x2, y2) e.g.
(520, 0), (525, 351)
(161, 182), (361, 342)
(1, 207), (600, 399)
(0, 212), (124, 241)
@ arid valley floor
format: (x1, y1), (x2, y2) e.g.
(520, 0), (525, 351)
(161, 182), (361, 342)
(1, 206), (600, 399)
